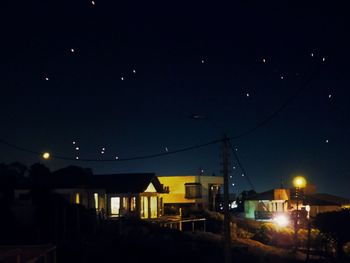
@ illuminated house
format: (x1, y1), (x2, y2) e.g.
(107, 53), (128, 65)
(294, 193), (350, 218)
(244, 185), (350, 220)
(244, 188), (290, 220)
(89, 173), (165, 219)
(157, 175), (223, 212)
(14, 166), (166, 219)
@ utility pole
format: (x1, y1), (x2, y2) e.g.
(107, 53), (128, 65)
(222, 134), (231, 263)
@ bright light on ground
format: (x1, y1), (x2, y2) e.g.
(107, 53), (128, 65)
(273, 215), (289, 227)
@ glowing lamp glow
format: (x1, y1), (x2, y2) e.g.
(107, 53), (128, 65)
(273, 215), (289, 227)
(293, 176), (307, 188)
(305, 205), (310, 212)
(42, 152), (50, 160)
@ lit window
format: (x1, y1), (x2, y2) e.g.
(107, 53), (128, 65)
(94, 193), (99, 209)
(185, 183), (202, 199)
(130, 197), (136, 211)
(122, 197), (128, 211)
(150, 196), (158, 218)
(141, 196), (149, 219)
(75, 193), (80, 204)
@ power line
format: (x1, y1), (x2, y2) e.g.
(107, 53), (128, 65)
(0, 60), (323, 162)
(228, 140), (274, 216)
(228, 65), (322, 141)
(228, 141), (255, 191)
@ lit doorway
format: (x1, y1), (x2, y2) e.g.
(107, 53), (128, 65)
(111, 197), (120, 215)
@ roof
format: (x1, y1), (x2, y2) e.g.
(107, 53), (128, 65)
(16, 166), (164, 194)
(304, 193), (350, 206)
(246, 189), (275, 200)
(91, 173), (165, 193)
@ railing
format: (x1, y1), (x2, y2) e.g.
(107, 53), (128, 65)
(0, 249), (22, 263)
(159, 218), (206, 232)
(0, 245), (56, 263)
(254, 210), (273, 220)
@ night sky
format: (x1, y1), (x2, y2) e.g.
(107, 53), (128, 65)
(1, 1), (350, 197)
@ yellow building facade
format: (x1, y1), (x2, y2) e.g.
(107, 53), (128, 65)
(158, 175), (224, 211)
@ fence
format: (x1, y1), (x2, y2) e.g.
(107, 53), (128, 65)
(0, 245), (56, 263)
(159, 218), (206, 232)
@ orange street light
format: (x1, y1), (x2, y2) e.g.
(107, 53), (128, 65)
(293, 176), (307, 188)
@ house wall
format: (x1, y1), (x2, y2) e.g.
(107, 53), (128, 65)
(158, 175), (223, 209)
(309, 205), (342, 217)
(274, 189), (290, 200)
(244, 200), (258, 219)
(244, 200), (288, 219)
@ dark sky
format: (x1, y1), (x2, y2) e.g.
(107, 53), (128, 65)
(1, 1), (350, 197)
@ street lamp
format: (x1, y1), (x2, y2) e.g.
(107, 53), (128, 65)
(293, 176), (307, 189)
(42, 152), (50, 160)
(292, 175), (307, 252)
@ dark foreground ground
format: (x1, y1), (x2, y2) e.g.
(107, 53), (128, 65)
(56, 219), (332, 263)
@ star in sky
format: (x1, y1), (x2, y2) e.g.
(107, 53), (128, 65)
(1, 1), (349, 199)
